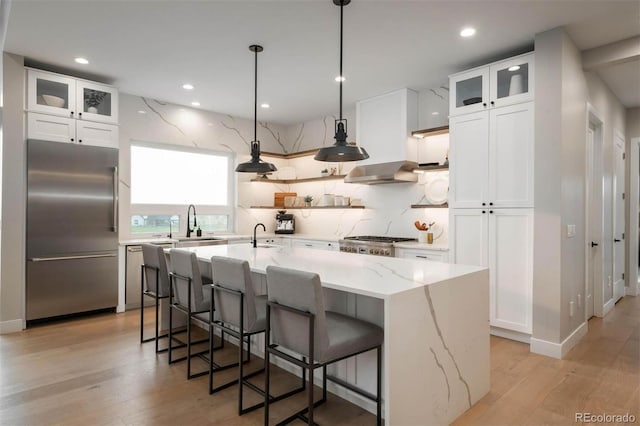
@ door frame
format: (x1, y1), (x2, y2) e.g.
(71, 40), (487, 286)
(612, 128), (626, 302)
(585, 103), (605, 319)
(627, 136), (640, 296)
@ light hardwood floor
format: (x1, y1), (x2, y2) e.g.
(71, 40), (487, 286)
(1, 296), (638, 425)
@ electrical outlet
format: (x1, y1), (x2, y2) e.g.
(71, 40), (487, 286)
(569, 300), (575, 317)
(577, 294), (582, 308)
(567, 224), (576, 238)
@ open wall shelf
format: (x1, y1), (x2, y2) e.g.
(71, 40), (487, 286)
(251, 175), (346, 184)
(250, 205), (365, 210)
(411, 203), (448, 208)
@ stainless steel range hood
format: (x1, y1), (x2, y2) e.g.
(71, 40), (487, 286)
(344, 161), (418, 185)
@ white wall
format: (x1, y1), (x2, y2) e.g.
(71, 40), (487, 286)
(0, 52), (25, 331)
(532, 28), (627, 351)
(624, 107), (640, 292)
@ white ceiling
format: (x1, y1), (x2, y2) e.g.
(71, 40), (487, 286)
(596, 59), (640, 108)
(4, 0), (640, 124)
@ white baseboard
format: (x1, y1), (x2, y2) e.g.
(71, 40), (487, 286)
(626, 285), (639, 296)
(490, 326), (531, 344)
(603, 298), (615, 316)
(0, 319), (24, 334)
(530, 322), (587, 359)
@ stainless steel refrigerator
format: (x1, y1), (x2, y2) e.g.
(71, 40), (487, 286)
(26, 139), (119, 321)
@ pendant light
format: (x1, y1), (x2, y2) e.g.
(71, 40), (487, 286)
(235, 44), (277, 173)
(314, 0), (369, 162)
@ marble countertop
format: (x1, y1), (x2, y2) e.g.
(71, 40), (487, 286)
(393, 241), (449, 251)
(172, 244), (485, 299)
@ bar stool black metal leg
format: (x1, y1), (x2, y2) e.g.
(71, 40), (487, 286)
(140, 266), (145, 344)
(377, 345), (382, 426)
(322, 365), (327, 403)
(186, 313), (192, 379)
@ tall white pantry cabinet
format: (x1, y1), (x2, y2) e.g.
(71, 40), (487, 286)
(449, 52), (534, 338)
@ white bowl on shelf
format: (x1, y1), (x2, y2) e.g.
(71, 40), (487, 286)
(41, 95), (65, 108)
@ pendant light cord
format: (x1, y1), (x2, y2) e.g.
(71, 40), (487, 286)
(254, 47), (258, 142)
(339, 1), (343, 121)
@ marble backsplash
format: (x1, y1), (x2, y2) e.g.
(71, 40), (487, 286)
(119, 93), (449, 244)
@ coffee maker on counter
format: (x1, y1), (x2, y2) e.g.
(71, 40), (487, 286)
(275, 210), (295, 234)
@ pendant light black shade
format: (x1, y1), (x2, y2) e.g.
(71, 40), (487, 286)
(236, 44), (277, 174)
(315, 0), (369, 163)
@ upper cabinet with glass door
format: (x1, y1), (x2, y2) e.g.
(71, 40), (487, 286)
(76, 80), (118, 124)
(449, 52), (534, 116)
(26, 69), (118, 124)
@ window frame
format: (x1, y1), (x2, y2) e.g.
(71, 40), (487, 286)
(129, 141), (236, 237)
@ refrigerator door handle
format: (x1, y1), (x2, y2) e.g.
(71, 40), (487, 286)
(113, 166), (119, 233)
(29, 253), (117, 262)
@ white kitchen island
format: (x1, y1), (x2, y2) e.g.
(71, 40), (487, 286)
(173, 244), (489, 425)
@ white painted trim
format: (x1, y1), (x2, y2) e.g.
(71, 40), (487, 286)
(627, 137), (640, 297)
(612, 128), (626, 303)
(490, 326), (531, 344)
(0, 319), (24, 334)
(603, 297), (615, 316)
(530, 322), (588, 359)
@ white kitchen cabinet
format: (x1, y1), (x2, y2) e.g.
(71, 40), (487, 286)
(290, 239), (339, 251)
(28, 112), (119, 149)
(27, 68), (119, 125)
(449, 102), (533, 209)
(356, 88), (418, 164)
(449, 53), (534, 116)
(76, 80), (119, 124)
(451, 208), (532, 334)
(449, 111), (489, 208)
(396, 248), (448, 262)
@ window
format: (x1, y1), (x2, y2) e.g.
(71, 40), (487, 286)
(130, 143), (234, 235)
(131, 144), (229, 205)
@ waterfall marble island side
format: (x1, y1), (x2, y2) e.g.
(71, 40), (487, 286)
(172, 244), (489, 425)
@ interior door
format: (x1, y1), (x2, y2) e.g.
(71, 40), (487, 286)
(613, 133), (626, 302)
(587, 123), (604, 318)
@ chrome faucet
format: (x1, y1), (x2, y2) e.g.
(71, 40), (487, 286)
(186, 204), (197, 238)
(253, 223), (265, 248)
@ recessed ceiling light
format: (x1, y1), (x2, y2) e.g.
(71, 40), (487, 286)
(335, 75), (346, 82)
(460, 27), (476, 38)
(182, 83), (194, 90)
(431, 111), (440, 116)
(137, 110), (146, 114)
(74, 57), (89, 65)
(191, 101), (200, 107)
(260, 103), (270, 109)
(508, 65), (521, 72)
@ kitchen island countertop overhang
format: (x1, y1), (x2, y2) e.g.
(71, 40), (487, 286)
(164, 244), (490, 425)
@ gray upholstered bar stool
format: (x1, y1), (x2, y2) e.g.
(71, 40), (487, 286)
(168, 249), (218, 379)
(140, 244), (172, 353)
(208, 256), (305, 416)
(264, 265), (384, 426)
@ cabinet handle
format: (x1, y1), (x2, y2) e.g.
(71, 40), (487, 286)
(70, 138), (74, 142)
(489, 202), (493, 206)
(482, 102), (487, 107)
(490, 210), (494, 214)
(490, 101), (495, 106)
(78, 139), (82, 143)
(305, 244), (312, 247)
(79, 112), (82, 117)
(416, 255), (429, 259)
(70, 111), (74, 116)
(482, 210), (486, 214)
(482, 202), (486, 206)
(614, 239), (621, 242)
